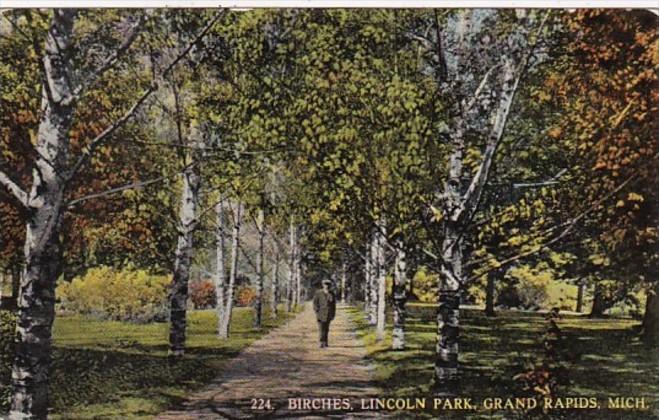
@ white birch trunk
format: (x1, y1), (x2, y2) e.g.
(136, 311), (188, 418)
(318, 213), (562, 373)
(254, 208), (265, 328)
(434, 11), (527, 388)
(364, 252), (371, 316)
(376, 219), (387, 342)
(340, 262), (347, 303)
(392, 240), (407, 350)
(286, 218), (295, 312)
(168, 121), (203, 356)
(219, 202), (242, 339)
(294, 239), (301, 306)
(270, 253), (279, 318)
(368, 231), (378, 326)
(215, 197), (227, 337)
(10, 10), (75, 418)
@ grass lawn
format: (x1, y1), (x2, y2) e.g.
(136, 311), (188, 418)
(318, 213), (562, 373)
(44, 305), (297, 419)
(348, 303), (658, 419)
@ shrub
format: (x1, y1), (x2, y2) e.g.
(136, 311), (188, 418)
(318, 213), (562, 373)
(498, 265), (550, 310)
(0, 310), (16, 412)
(412, 267), (438, 303)
(189, 280), (216, 309)
(57, 266), (170, 323)
(235, 285), (256, 307)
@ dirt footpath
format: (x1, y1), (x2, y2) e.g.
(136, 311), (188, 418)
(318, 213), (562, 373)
(158, 303), (382, 419)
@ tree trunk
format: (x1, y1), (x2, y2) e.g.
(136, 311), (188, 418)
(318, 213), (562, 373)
(340, 262), (347, 303)
(287, 219), (295, 312)
(642, 283), (658, 345)
(409, 271), (415, 300)
(11, 9), (75, 418)
(254, 208), (265, 329)
(364, 252), (371, 315)
(12, 268), (20, 304)
(168, 122), (203, 356)
(294, 235), (301, 306)
(435, 220), (463, 388)
(2, 267), (21, 310)
(376, 219), (387, 342)
(485, 271), (496, 317)
(392, 240), (407, 350)
(575, 280), (585, 313)
(368, 231), (378, 326)
(590, 283), (606, 318)
(215, 198), (227, 337)
(219, 202), (242, 339)
(270, 253), (279, 319)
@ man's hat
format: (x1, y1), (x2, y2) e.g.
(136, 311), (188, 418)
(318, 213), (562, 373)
(322, 279), (332, 286)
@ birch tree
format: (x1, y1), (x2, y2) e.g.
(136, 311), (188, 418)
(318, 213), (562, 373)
(406, 9), (550, 387)
(218, 201), (242, 338)
(0, 10), (222, 414)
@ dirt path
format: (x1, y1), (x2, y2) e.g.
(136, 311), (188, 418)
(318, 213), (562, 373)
(158, 303), (381, 419)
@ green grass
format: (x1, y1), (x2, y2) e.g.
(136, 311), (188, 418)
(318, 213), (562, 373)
(348, 303), (658, 419)
(45, 305), (298, 419)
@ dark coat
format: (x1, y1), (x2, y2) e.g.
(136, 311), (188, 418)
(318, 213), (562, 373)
(313, 288), (336, 322)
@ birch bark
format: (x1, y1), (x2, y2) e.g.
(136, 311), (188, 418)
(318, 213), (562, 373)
(254, 208), (265, 328)
(168, 122), (203, 356)
(219, 202), (242, 338)
(392, 240), (407, 350)
(10, 10), (75, 418)
(376, 219), (387, 341)
(215, 197), (227, 337)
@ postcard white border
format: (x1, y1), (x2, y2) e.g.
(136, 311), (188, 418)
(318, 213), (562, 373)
(0, 0), (658, 9)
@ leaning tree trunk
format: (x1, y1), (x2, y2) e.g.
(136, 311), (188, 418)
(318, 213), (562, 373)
(254, 208), (265, 329)
(168, 122), (203, 356)
(642, 282), (658, 345)
(368, 231), (378, 326)
(219, 202), (242, 338)
(376, 219), (387, 342)
(270, 253), (279, 319)
(215, 197), (227, 337)
(392, 240), (407, 350)
(10, 9), (75, 418)
(485, 270), (497, 317)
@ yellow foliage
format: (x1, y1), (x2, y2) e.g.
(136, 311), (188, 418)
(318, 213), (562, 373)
(57, 266), (170, 323)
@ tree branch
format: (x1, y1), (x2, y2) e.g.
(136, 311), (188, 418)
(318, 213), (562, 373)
(70, 13), (147, 103)
(0, 170), (28, 208)
(460, 11), (550, 225)
(65, 11), (224, 183)
(65, 175), (167, 208)
(464, 170), (639, 284)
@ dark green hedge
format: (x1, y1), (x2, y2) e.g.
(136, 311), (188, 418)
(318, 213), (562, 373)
(0, 310), (16, 413)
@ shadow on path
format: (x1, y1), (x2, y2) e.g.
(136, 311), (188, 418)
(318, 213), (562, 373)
(158, 303), (381, 419)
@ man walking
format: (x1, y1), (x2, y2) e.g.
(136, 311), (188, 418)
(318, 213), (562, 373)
(313, 279), (336, 348)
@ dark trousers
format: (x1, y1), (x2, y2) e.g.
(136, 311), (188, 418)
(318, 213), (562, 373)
(317, 320), (330, 345)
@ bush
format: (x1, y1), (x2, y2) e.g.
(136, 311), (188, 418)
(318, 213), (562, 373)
(57, 266), (170, 323)
(0, 310), (16, 412)
(412, 267), (438, 303)
(235, 285), (256, 307)
(497, 265), (550, 310)
(189, 280), (216, 309)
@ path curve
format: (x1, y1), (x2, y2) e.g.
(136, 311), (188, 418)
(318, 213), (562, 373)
(158, 303), (381, 419)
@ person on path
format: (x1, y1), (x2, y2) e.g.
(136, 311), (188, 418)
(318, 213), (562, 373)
(313, 279), (336, 348)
